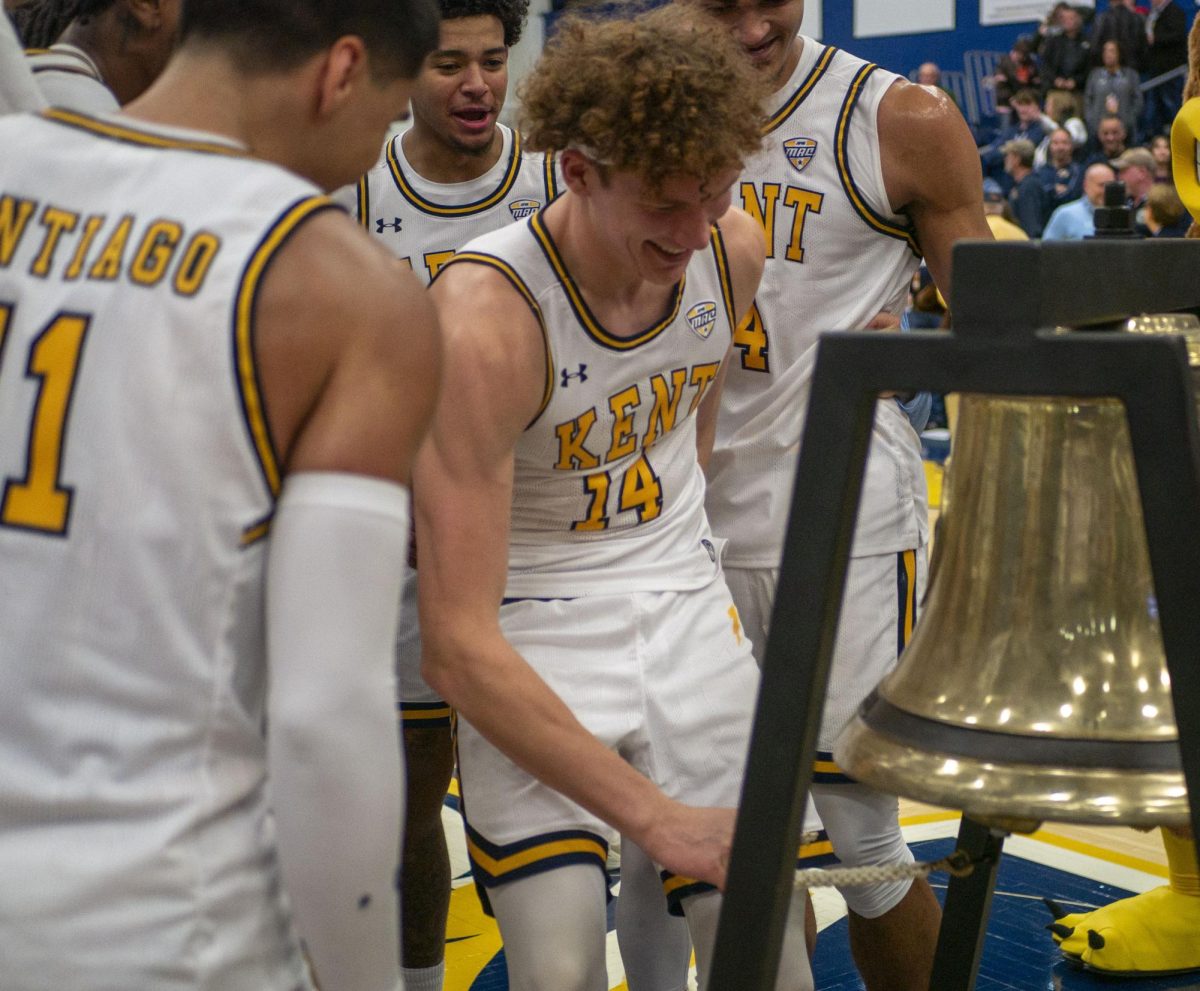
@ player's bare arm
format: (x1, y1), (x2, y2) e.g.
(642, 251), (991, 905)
(256, 209), (440, 482)
(696, 205), (765, 469)
(878, 79), (992, 299)
(254, 209), (441, 990)
(418, 262), (738, 888)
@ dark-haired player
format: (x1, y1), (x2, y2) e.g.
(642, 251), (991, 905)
(0, 2), (440, 988)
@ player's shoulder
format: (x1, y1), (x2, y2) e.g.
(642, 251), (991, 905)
(878, 77), (961, 140)
(715, 206), (766, 271)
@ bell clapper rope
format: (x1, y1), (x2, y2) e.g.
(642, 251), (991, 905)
(792, 830), (977, 890)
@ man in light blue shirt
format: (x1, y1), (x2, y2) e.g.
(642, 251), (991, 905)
(1042, 162), (1117, 239)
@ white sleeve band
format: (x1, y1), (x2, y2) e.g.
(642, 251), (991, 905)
(265, 471), (410, 991)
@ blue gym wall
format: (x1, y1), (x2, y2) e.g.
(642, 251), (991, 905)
(815, 0), (1045, 78)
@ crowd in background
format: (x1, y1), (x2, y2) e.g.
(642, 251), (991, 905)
(920, 0), (1192, 241)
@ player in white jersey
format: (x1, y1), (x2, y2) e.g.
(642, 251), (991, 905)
(0, 1), (441, 988)
(416, 9), (813, 990)
(686, 2), (990, 989)
(345, 3), (556, 987)
(1, 5), (44, 112)
(12, 0), (179, 112)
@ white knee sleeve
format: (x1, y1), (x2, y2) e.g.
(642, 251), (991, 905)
(615, 840), (692, 991)
(684, 889), (813, 991)
(812, 783), (914, 919)
(488, 866), (609, 991)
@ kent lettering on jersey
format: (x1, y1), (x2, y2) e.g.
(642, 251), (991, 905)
(553, 362), (720, 473)
(0, 192), (219, 293)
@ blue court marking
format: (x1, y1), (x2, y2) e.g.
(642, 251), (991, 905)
(812, 837), (1199, 991)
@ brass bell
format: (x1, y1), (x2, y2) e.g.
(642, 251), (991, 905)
(834, 316), (1199, 833)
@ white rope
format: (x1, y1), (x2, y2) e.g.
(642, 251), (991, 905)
(794, 849), (974, 890)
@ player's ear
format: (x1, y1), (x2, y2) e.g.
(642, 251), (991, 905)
(124, 0), (169, 31)
(315, 36), (370, 117)
(559, 147), (602, 196)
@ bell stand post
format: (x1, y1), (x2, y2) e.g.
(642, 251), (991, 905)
(706, 238), (1200, 991)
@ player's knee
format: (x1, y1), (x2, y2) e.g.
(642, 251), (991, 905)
(843, 876), (914, 920)
(507, 944), (601, 991)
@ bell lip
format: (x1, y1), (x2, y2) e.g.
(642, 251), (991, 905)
(834, 712), (1191, 829)
(855, 691), (1180, 770)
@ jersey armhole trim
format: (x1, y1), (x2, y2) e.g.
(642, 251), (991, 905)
(232, 195), (337, 501)
(435, 251), (556, 428)
(708, 221), (738, 336)
(835, 64), (921, 258)
(356, 176), (370, 230)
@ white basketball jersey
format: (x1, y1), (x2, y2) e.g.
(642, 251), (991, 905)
(353, 122), (558, 285)
(445, 210), (737, 597)
(0, 109), (322, 990)
(706, 39), (928, 566)
(26, 44), (118, 114)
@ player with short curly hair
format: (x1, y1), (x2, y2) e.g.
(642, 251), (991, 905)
(520, 5), (766, 193)
(438, 0), (526, 47)
(415, 7), (813, 991)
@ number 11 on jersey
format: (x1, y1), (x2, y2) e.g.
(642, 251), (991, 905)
(0, 303), (91, 535)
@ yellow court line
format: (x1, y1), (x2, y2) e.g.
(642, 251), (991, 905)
(900, 810), (961, 828)
(1027, 829), (1169, 879)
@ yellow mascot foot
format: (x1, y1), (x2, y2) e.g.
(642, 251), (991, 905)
(1047, 886), (1200, 976)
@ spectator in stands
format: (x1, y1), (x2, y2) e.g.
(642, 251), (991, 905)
(1084, 40), (1143, 143)
(1111, 145), (1156, 233)
(1143, 0), (1188, 138)
(1149, 133), (1173, 183)
(1035, 89), (1088, 165)
(982, 89), (1049, 187)
(1090, 0), (1146, 72)
(992, 36), (1040, 124)
(917, 61), (941, 86)
(1146, 181), (1191, 236)
(983, 177), (1030, 241)
(1041, 5), (1091, 106)
(1085, 113), (1129, 166)
(916, 59), (959, 107)
(1036, 127), (1085, 207)
(1003, 137), (1052, 236)
(1043, 162), (1117, 239)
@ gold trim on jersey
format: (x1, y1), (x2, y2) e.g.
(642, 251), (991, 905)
(708, 221), (737, 332)
(529, 210), (685, 352)
(437, 249), (556, 424)
(543, 152), (560, 201)
(240, 513), (273, 547)
(835, 64), (920, 256)
(41, 108), (249, 157)
(387, 130), (523, 217)
(355, 177), (370, 230)
(764, 44), (838, 135)
(233, 196), (335, 499)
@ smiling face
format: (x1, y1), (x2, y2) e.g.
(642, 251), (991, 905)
(696, 0), (806, 88)
(576, 158), (741, 286)
(408, 15), (508, 158)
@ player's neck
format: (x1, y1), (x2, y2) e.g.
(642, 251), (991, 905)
(401, 124), (505, 184)
(773, 34), (805, 95)
(122, 54), (307, 164)
(543, 195), (678, 335)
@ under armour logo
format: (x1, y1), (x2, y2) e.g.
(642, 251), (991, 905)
(561, 364), (588, 386)
(376, 217), (403, 233)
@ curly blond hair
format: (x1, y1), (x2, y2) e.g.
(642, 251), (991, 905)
(519, 5), (766, 190)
